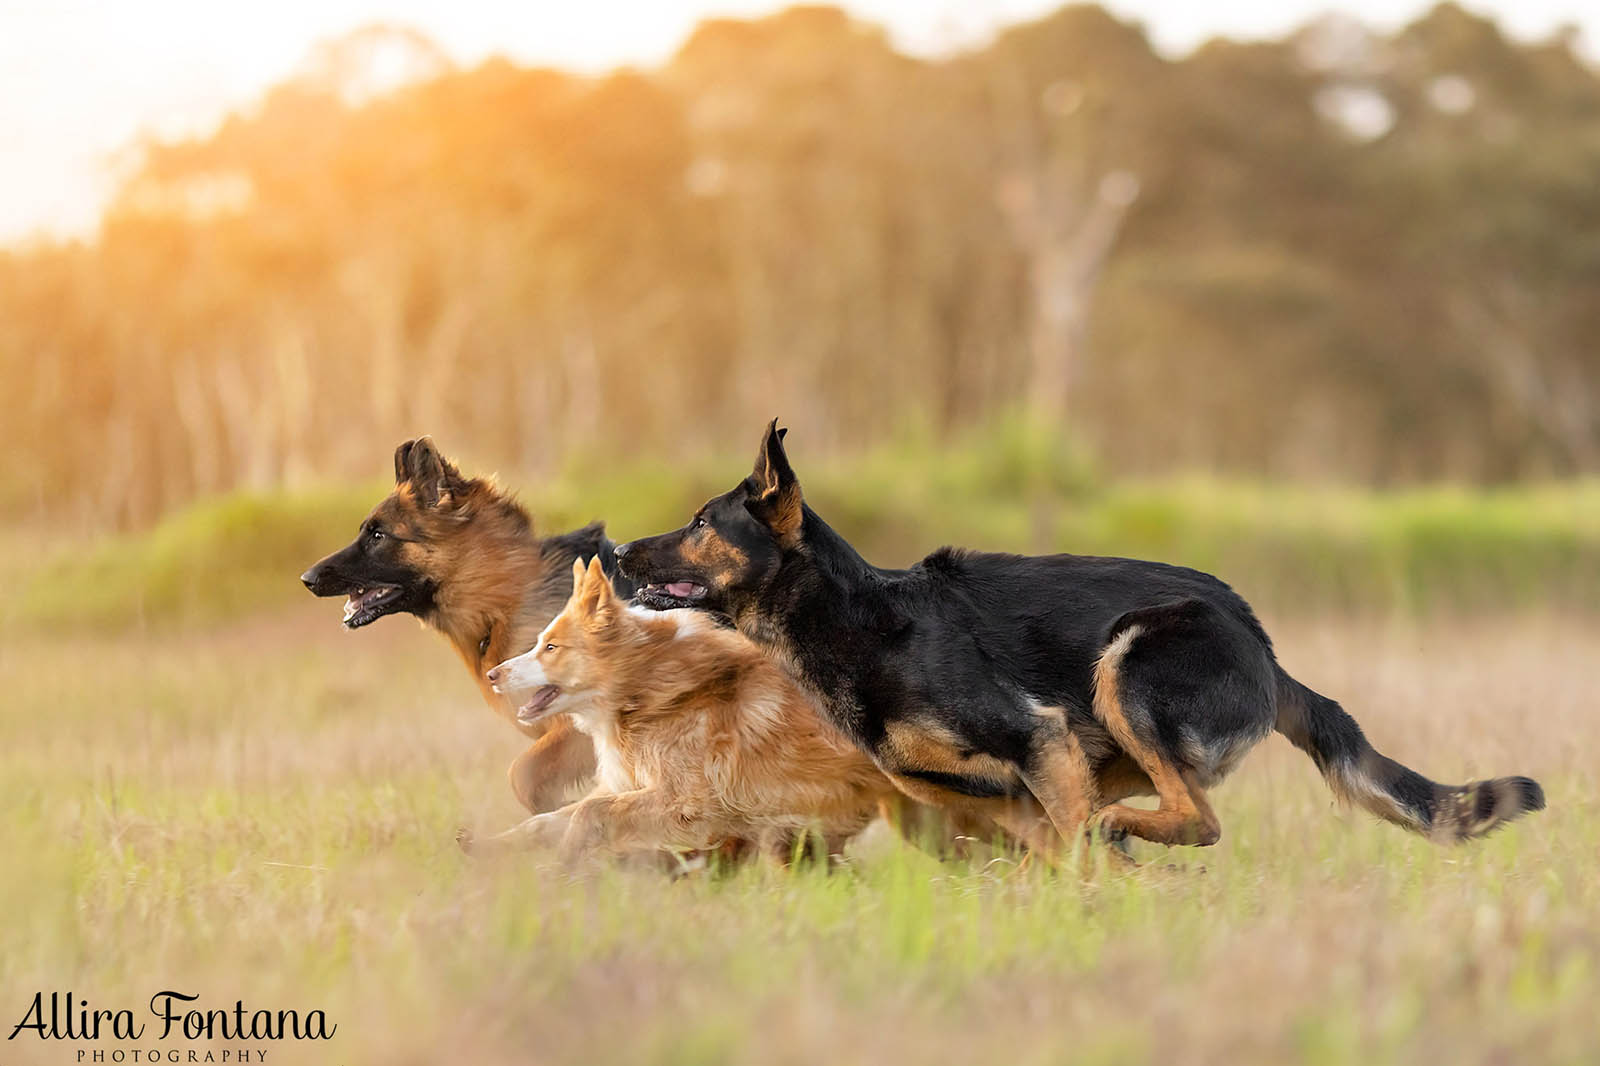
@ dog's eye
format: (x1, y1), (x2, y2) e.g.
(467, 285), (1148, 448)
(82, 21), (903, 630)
(478, 634), (491, 656)
(694, 518), (707, 530)
(544, 643), (557, 653)
(368, 527), (385, 541)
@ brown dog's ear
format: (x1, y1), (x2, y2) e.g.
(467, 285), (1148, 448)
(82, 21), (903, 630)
(577, 556), (617, 628)
(570, 557), (586, 595)
(747, 419), (802, 541)
(404, 436), (469, 509)
(393, 440), (417, 485)
(586, 557), (612, 607)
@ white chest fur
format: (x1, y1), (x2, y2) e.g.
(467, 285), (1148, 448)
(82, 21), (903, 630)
(593, 739), (639, 793)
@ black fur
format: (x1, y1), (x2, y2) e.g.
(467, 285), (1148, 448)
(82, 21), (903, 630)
(543, 520), (639, 601)
(299, 517), (442, 626)
(630, 498), (1274, 778)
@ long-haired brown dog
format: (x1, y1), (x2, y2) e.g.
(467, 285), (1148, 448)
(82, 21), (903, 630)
(300, 437), (628, 814)
(464, 558), (903, 863)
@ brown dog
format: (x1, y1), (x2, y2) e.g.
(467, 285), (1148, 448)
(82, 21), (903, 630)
(301, 438), (624, 814)
(466, 558), (908, 863)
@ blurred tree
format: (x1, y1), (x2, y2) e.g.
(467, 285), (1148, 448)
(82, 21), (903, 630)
(0, 2), (1595, 526)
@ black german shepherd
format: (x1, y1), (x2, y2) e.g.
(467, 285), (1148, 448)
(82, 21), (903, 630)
(614, 420), (1545, 856)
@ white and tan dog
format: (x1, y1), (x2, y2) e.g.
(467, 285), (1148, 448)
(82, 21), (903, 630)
(460, 557), (909, 864)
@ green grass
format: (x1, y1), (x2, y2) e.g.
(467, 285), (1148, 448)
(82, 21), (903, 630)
(9, 420), (1600, 631)
(1, 608), (1593, 1065)
(6, 427), (1595, 1063)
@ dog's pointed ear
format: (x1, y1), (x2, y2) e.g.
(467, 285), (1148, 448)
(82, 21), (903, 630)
(405, 436), (468, 509)
(393, 440), (417, 485)
(568, 557), (599, 620)
(750, 419), (792, 492)
(586, 556), (615, 606)
(747, 419), (802, 540)
(578, 556), (617, 627)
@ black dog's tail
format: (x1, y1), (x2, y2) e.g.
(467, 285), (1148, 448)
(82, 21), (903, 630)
(1273, 670), (1544, 842)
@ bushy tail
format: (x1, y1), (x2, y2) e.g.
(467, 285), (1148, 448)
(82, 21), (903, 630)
(1274, 670), (1544, 842)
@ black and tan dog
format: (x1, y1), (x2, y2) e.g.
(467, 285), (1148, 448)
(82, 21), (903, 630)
(301, 437), (630, 814)
(615, 420), (1546, 859)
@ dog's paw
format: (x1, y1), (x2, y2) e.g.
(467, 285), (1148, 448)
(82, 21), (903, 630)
(1085, 808), (1131, 845)
(454, 826), (476, 855)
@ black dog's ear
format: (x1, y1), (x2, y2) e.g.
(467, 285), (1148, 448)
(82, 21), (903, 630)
(747, 419), (801, 540)
(750, 419), (793, 495)
(404, 436), (468, 509)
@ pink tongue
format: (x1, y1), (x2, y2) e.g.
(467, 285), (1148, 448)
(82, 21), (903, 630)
(521, 685), (560, 717)
(664, 582), (698, 597)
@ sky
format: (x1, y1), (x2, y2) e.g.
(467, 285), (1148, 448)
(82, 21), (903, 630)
(0, 0), (1594, 245)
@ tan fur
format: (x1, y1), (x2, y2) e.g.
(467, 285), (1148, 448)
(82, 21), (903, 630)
(880, 720), (1023, 791)
(481, 558), (898, 862)
(879, 774), (1048, 851)
(1090, 753), (1156, 806)
(676, 527), (752, 580)
(755, 483), (803, 544)
(862, 706), (1112, 862)
(1018, 726), (1097, 850)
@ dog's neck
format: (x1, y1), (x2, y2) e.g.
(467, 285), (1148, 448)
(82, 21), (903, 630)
(759, 505), (884, 620)
(797, 504), (880, 582)
(593, 610), (727, 720)
(731, 506), (892, 739)
(424, 517), (565, 709)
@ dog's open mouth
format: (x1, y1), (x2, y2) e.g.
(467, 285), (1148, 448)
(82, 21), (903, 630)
(638, 581), (708, 607)
(517, 684), (563, 726)
(342, 585), (402, 629)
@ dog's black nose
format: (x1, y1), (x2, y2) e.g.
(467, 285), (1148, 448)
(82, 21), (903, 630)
(613, 542), (632, 562)
(300, 568), (319, 591)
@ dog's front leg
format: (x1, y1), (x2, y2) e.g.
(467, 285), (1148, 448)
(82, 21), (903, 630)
(508, 718), (598, 814)
(558, 789), (719, 866)
(457, 806), (576, 857)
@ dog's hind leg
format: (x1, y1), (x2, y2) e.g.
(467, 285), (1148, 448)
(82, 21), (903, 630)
(1091, 765), (1220, 848)
(1013, 722), (1144, 871)
(1086, 622), (1224, 848)
(508, 718), (598, 814)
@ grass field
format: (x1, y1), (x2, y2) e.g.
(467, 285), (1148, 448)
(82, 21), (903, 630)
(2, 595), (1593, 1066)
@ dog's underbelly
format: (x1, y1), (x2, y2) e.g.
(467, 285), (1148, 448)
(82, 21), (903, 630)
(874, 717), (1027, 798)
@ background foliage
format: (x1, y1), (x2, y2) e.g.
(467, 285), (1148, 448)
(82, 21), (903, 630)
(4, 3), (1597, 528)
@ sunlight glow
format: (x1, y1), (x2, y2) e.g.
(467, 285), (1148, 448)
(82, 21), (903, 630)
(0, 0), (1593, 243)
